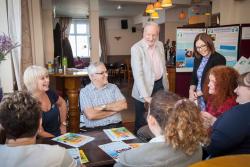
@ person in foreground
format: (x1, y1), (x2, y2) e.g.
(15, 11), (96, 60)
(23, 65), (67, 137)
(0, 91), (77, 167)
(201, 66), (239, 128)
(131, 22), (169, 133)
(114, 91), (208, 167)
(206, 72), (250, 157)
(189, 33), (226, 111)
(79, 62), (127, 130)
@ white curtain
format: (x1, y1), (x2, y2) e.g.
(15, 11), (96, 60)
(7, 0), (22, 90)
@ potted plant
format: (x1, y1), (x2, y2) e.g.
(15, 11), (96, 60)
(0, 33), (19, 101)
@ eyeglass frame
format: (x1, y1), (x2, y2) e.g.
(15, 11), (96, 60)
(95, 70), (108, 75)
(196, 44), (207, 51)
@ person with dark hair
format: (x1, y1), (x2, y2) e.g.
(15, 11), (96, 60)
(114, 91), (208, 167)
(0, 91), (76, 167)
(201, 66), (239, 128)
(207, 72), (250, 157)
(189, 33), (226, 111)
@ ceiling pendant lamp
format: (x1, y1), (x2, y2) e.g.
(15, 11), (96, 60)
(145, 3), (155, 14)
(161, 0), (173, 8)
(179, 10), (187, 20)
(154, 1), (163, 10)
(151, 11), (159, 19)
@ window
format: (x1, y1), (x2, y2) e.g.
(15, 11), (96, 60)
(69, 19), (90, 58)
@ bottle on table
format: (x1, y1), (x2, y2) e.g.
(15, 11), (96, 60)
(48, 61), (53, 73)
(62, 56), (68, 73)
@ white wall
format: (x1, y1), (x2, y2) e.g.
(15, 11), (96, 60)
(165, 8), (188, 42)
(212, 0), (250, 25)
(105, 18), (142, 56)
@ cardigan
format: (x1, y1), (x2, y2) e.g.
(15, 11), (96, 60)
(190, 52), (226, 90)
(207, 102), (250, 157)
(114, 142), (202, 167)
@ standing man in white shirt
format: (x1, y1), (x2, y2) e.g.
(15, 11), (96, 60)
(131, 22), (169, 133)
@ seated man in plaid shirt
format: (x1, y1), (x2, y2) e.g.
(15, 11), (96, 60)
(79, 62), (127, 131)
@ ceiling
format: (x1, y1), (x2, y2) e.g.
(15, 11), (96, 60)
(54, 0), (147, 18)
(53, 0), (210, 18)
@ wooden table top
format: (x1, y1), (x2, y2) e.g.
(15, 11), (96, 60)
(37, 130), (141, 167)
(49, 68), (88, 77)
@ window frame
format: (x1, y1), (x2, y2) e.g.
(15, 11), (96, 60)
(69, 19), (90, 58)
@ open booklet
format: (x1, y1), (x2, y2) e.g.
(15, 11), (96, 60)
(103, 127), (136, 141)
(67, 148), (89, 165)
(234, 56), (250, 74)
(99, 141), (132, 161)
(99, 141), (145, 161)
(52, 133), (94, 147)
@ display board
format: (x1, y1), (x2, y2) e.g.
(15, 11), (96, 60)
(207, 25), (240, 67)
(176, 28), (206, 72)
(239, 24), (250, 59)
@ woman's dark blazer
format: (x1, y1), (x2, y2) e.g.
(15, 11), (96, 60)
(190, 52), (226, 90)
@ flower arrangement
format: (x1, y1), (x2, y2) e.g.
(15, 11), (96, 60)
(0, 33), (19, 63)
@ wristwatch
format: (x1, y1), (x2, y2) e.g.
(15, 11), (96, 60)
(61, 121), (67, 126)
(101, 104), (107, 111)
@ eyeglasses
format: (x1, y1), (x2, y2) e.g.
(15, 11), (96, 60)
(196, 44), (207, 51)
(95, 70), (108, 75)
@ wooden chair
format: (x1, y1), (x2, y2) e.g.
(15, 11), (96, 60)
(189, 154), (250, 167)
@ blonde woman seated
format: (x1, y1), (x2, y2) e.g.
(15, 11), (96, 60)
(23, 65), (67, 137)
(0, 92), (76, 167)
(114, 91), (208, 167)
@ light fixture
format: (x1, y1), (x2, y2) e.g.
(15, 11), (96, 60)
(179, 10), (187, 20)
(145, 3), (155, 14)
(154, 1), (163, 10)
(117, 5), (122, 10)
(151, 11), (159, 19)
(161, 0), (173, 7)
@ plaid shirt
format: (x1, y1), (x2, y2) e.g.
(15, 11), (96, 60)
(79, 83), (125, 127)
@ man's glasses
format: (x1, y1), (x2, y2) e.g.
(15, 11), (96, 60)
(196, 44), (207, 51)
(95, 70), (108, 75)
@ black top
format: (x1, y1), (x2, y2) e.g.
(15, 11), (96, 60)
(207, 102), (250, 157)
(190, 52), (226, 90)
(42, 90), (61, 136)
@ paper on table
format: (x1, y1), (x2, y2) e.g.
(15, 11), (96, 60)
(52, 133), (94, 147)
(98, 141), (132, 161)
(103, 127), (136, 141)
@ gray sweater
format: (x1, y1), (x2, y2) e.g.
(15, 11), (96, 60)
(114, 142), (202, 167)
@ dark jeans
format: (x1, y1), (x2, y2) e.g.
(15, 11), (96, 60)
(134, 77), (164, 133)
(80, 122), (122, 132)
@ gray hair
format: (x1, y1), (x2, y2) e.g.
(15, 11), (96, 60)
(23, 65), (48, 93)
(87, 61), (105, 76)
(143, 21), (159, 33)
(237, 72), (250, 88)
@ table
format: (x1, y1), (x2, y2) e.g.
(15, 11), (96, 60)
(37, 130), (141, 167)
(49, 69), (88, 133)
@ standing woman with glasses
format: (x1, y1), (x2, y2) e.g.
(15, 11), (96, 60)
(189, 33), (226, 111)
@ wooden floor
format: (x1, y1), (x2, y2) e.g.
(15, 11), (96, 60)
(115, 79), (135, 132)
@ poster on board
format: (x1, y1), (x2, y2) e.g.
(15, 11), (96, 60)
(207, 25), (240, 67)
(176, 28), (206, 72)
